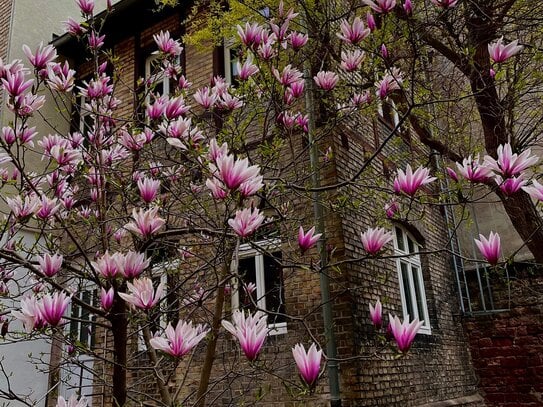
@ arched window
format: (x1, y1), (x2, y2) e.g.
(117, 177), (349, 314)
(393, 225), (431, 334)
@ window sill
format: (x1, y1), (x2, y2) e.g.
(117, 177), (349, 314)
(268, 322), (287, 336)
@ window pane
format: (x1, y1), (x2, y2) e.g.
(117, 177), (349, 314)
(412, 265), (426, 323)
(407, 236), (416, 254)
(238, 257), (257, 311)
(395, 227), (405, 251)
(263, 252), (286, 324)
(401, 262), (414, 318)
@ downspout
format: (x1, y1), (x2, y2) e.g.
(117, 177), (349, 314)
(300, 11), (342, 407)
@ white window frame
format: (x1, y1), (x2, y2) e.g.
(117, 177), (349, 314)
(393, 225), (431, 335)
(223, 40), (240, 85)
(377, 99), (400, 128)
(61, 286), (97, 401)
(231, 239), (287, 335)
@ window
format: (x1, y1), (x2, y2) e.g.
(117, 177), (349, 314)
(393, 226), (431, 334)
(61, 289), (97, 401)
(223, 42), (240, 85)
(231, 239), (287, 335)
(378, 100), (400, 129)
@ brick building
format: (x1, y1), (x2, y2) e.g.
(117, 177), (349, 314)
(45, 1), (487, 406)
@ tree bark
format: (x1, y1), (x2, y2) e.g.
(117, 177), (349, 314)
(110, 298), (128, 406)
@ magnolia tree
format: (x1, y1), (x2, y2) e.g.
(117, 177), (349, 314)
(0, 0), (541, 406)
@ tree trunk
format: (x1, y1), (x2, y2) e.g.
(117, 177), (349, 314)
(110, 299), (128, 406)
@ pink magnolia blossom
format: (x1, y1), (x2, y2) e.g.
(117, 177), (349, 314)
(314, 71), (339, 91)
(369, 299), (383, 328)
(39, 292), (71, 327)
(337, 17), (371, 45)
(360, 227), (393, 255)
(474, 231), (501, 265)
(292, 343), (322, 387)
(403, 0), (413, 14)
(455, 154), (493, 183)
(92, 251), (121, 279)
(2, 70), (33, 97)
(215, 154), (261, 190)
(237, 22), (264, 48)
(289, 80), (305, 98)
(389, 314), (424, 353)
(239, 175), (264, 197)
(6, 194), (40, 219)
(363, 0), (397, 14)
(22, 42), (57, 71)
(194, 87), (218, 109)
(37, 253), (63, 278)
(100, 287), (114, 311)
(164, 96), (189, 119)
(446, 167), (459, 182)
(206, 177), (228, 199)
(118, 277), (164, 310)
(298, 226), (322, 253)
(488, 37), (523, 64)
(236, 60), (259, 81)
(88, 31), (105, 50)
(430, 0), (458, 8)
(146, 97), (166, 120)
(63, 18), (86, 36)
(218, 92), (244, 110)
(76, 0), (94, 15)
(36, 196), (60, 220)
(153, 31), (183, 57)
(341, 50), (365, 72)
(522, 179), (543, 201)
(381, 43), (389, 59)
(137, 177), (160, 203)
(222, 310), (269, 361)
(12, 295), (44, 332)
(55, 395), (88, 407)
(483, 143), (538, 178)
(273, 65), (303, 87)
(367, 12), (377, 31)
(375, 68), (403, 99)
(117, 251), (150, 279)
(289, 32), (308, 50)
(393, 164), (436, 196)
(125, 207), (165, 238)
(495, 174), (527, 195)
(228, 207), (264, 237)
(149, 320), (209, 358)
(47, 61), (76, 92)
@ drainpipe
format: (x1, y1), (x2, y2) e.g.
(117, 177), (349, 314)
(301, 11), (342, 407)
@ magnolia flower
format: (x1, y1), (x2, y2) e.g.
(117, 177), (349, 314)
(389, 314), (424, 353)
(393, 165), (436, 196)
(292, 343), (322, 387)
(314, 71), (339, 91)
(64, 18), (86, 36)
(153, 30), (183, 57)
(150, 320), (209, 357)
(116, 251), (149, 279)
(38, 292), (71, 326)
(375, 69), (403, 99)
(360, 227), (393, 255)
(125, 207), (165, 238)
(341, 50), (365, 72)
(369, 299), (383, 328)
(215, 154), (261, 191)
(298, 226), (322, 253)
(228, 207), (264, 237)
(337, 17), (370, 45)
(12, 296), (43, 332)
(366, 12), (377, 31)
(75, 0), (94, 15)
(273, 65), (303, 87)
(22, 42), (57, 71)
(236, 60), (259, 81)
(483, 143), (538, 178)
(56, 394), (88, 407)
(488, 37), (523, 64)
(118, 277), (164, 310)
(430, 0), (458, 7)
(456, 154), (493, 183)
(363, 0), (396, 14)
(289, 32), (308, 50)
(237, 22), (264, 48)
(474, 231), (501, 265)
(92, 251), (121, 279)
(522, 179), (543, 201)
(100, 287), (114, 311)
(137, 177), (160, 203)
(222, 310), (269, 361)
(37, 253), (63, 278)
(403, 0), (413, 14)
(495, 174), (527, 195)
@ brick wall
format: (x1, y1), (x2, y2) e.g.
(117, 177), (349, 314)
(463, 273), (543, 406)
(0, 0), (13, 110)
